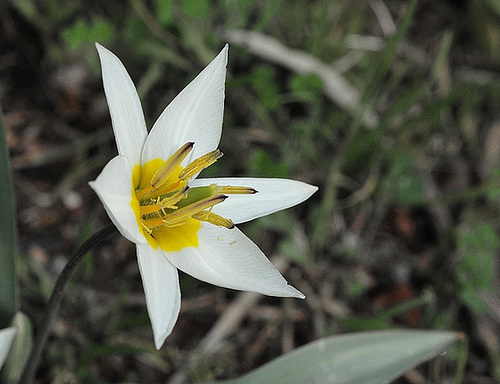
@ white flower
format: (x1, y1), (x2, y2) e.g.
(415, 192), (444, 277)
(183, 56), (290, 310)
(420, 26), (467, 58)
(0, 327), (16, 369)
(89, 43), (318, 349)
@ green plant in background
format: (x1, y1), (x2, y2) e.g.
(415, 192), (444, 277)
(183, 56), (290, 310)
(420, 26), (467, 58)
(384, 154), (424, 205)
(457, 224), (500, 314)
(289, 73), (324, 103)
(470, 0), (500, 61)
(62, 18), (114, 50)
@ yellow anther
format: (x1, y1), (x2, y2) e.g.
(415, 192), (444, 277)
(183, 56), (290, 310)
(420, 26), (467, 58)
(178, 150), (223, 180)
(141, 195), (227, 230)
(136, 142), (193, 200)
(219, 185), (258, 194)
(192, 211), (234, 229)
(150, 142), (193, 187)
(161, 195), (226, 225)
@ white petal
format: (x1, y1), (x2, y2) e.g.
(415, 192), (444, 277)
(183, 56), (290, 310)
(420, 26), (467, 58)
(89, 155), (147, 244)
(164, 224), (304, 298)
(137, 244), (181, 349)
(190, 177), (318, 224)
(142, 45), (228, 164)
(0, 327), (16, 369)
(96, 43), (148, 166)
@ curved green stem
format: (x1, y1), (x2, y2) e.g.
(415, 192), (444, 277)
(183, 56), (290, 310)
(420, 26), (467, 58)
(18, 223), (117, 384)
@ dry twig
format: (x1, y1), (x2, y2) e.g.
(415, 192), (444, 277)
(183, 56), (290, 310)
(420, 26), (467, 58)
(222, 29), (379, 129)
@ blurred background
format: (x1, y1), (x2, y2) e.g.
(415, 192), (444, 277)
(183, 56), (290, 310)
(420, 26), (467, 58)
(1, 0), (500, 382)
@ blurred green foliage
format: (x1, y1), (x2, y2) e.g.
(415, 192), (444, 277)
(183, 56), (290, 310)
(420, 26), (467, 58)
(62, 19), (114, 50)
(182, 0), (210, 18)
(457, 225), (500, 314)
(384, 155), (424, 205)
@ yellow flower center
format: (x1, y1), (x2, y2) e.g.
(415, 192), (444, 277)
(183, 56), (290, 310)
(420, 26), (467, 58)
(131, 142), (256, 252)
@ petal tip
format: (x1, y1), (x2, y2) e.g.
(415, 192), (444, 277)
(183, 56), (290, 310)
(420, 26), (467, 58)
(288, 286), (306, 299)
(95, 42), (110, 58)
(154, 331), (169, 350)
(307, 183), (319, 194)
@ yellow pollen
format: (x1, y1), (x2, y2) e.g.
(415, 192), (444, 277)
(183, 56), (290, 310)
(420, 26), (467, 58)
(219, 185), (258, 194)
(136, 142), (193, 200)
(178, 149), (223, 180)
(192, 211), (235, 229)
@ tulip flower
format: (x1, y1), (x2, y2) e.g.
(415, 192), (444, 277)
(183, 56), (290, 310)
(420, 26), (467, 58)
(90, 43), (317, 348)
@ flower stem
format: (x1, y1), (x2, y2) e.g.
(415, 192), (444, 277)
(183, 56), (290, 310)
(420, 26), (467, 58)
(18, 223), (117, 384)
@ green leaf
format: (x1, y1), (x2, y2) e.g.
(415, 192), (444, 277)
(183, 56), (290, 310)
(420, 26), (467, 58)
(204, 330), (460, 384)
(0, 105), (17, 329)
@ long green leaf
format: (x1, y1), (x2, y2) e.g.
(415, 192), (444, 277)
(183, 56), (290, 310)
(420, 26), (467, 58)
(0, 105), (17, 328)
(206, 330), (461, 384)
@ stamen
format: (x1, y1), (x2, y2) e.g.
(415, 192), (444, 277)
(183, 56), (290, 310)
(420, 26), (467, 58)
(141, 221), (153, 234)
(140, 202), (162, 216)
(146, 180), (182, 201)
(139, 187), (189, 218)
(219, 185), (258, 194)
(192, 211), (235, 229)
(141, 195), (227, 229)
(136, 142), (193, 200)
(135, 143), (260, 235)
(178, 150), (223, 180)
(150, 142), (194, 187)
(161, 195), (227, 225)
